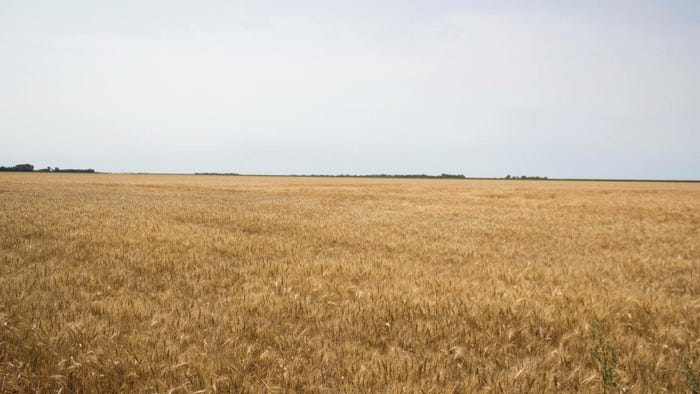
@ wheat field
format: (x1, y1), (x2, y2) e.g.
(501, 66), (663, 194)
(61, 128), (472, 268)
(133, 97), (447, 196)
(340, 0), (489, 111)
(0, 173), (698, 392)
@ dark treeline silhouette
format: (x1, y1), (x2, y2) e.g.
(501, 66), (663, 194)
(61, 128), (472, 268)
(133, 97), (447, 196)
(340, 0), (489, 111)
(0, 164), (94, 173)
(0, 163), (34, 172)
(504, 175), (548, 180)
(295, 173), (467, 179)
(194, 172), (468, 179)
(195, 172), (240, 176)
(39, 167), (95, 173)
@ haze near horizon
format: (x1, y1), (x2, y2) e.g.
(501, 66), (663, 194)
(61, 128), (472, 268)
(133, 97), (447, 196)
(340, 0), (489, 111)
(1, 1), (699, 179)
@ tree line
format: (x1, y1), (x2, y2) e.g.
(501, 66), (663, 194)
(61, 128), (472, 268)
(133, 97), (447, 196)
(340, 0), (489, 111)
(504, 175), (548, 180)
(0, 163), (95, 173)
(293, 173), (468, 179)
(0, 163), (34, 172)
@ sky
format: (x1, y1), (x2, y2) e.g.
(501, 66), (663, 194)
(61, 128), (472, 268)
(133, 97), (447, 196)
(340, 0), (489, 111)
(1, 0), (699, 178)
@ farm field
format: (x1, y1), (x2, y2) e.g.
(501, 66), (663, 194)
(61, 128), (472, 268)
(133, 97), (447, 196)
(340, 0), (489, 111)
(0, 173), (698, 392)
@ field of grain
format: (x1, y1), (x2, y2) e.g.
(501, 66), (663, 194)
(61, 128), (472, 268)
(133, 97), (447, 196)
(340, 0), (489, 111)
(0, 173), (698, 392)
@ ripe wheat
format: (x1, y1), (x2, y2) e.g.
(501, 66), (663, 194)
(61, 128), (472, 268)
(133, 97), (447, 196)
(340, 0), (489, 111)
(0, 173), (698, 392)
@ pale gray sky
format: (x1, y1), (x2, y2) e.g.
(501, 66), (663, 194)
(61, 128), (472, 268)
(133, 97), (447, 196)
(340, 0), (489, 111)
(1, 1), (699, 178)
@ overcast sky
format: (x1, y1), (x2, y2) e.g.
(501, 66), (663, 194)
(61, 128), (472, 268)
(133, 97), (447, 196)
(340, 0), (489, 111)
(1, 1), (699, 178)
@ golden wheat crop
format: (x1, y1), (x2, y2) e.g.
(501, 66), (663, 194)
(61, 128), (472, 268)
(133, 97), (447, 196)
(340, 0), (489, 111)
(0, 173), (698, 392)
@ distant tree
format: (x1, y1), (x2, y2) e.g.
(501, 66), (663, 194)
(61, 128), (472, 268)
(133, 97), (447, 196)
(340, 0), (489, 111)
(439, 173), (466, 179)
(510, 175), (548, 180)
(0, 163), (34, 172)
